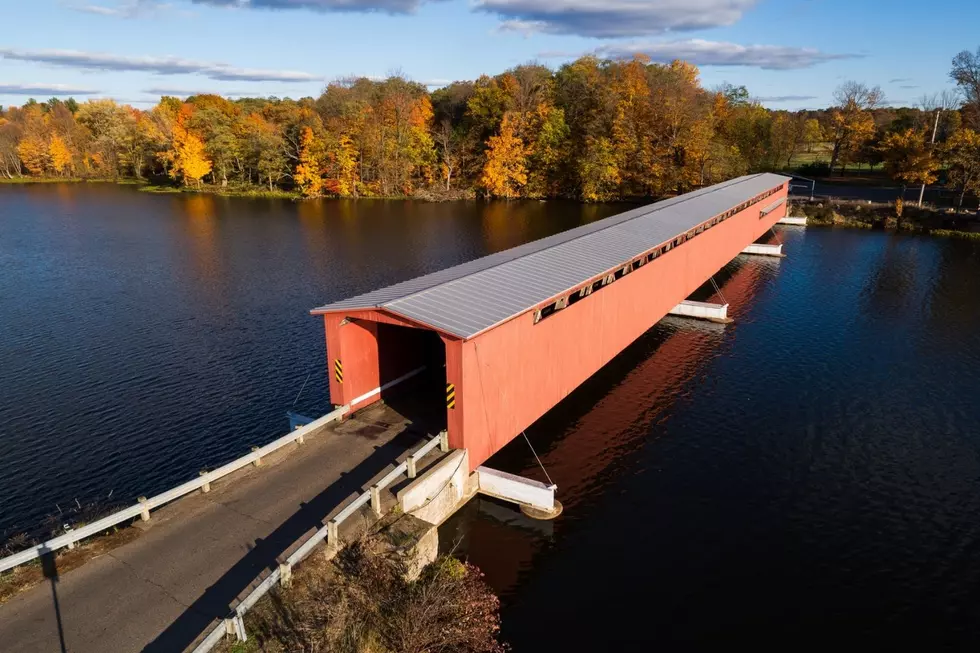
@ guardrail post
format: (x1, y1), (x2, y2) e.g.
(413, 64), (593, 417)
(64, 525), (76, 549)
(439, 430), (449, 453)
(199, 470), (211, 494)
(327, 520), (339, 549)
(407, 455), (417, 479)
(138, 497), (150, 522)
(233, 611), (247, 641)
(279, 562), (292, 588)
(251, 446), (263, 467)
(297, 431), (305, 445)
(370, 486), (382, 517)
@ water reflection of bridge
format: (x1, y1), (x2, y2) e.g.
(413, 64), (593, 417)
(442, 256), (773, 592)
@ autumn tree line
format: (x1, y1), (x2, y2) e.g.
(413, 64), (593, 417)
(4, 49), (980, 204)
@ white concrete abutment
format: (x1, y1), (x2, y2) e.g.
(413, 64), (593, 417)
(778, 216), (807, 226)
(668, 300), (732, 324)
(741, 243), (784, 257)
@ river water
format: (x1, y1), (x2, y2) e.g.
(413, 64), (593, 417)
(3, 183), (980, 648)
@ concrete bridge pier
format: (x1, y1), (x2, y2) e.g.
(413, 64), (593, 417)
(778, 216), (807, 226)
(476, 466), (562, 520)
(668, 299), (733, 324)
(741, 243), (785, 257)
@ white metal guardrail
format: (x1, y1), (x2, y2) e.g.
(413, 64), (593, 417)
(191, 430), (449, 652)
(0, 404), (349, 574)
(0, 364), (429, 575)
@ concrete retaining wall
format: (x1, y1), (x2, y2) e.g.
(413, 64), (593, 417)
(397, 449), (473, 526)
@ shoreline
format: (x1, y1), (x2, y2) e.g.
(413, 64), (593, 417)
(791, 198), (980, 241)
(5, 177), (980, 240)
(0, 176), (474, 202)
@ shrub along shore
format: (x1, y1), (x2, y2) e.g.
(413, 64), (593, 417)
(791, 199), (980, 238)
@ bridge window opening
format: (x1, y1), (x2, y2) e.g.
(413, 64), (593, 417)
(567, 286), (591, 308)
(530, 193), (786, 326)
(374, 322), (447, 433)
(533, 188), (768, 328)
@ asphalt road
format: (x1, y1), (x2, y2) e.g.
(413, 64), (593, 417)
(0, 402), (435, 653)
(789, 180), (962, 206)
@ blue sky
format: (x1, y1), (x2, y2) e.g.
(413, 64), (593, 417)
(0, 0), (974, 110)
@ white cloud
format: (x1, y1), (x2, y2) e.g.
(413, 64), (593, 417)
(584, 39), (861, 70)
(755, 95), (818, 103)
(142, 86), (260, 96)
(70, 1), (172, 18)
(0, 83), (102, 95)
(0, 48), (321, 82)
(190, 0), (435, 12)
(479, 0), (759, 38)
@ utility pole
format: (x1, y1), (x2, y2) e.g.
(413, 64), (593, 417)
(919, 108), (941, 207)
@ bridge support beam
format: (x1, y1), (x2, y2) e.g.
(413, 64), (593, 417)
(778, 216), (807, 226)
(741, 243), (784, 257)
(668, 300), (732, 324)
(475, 466), (562, 520)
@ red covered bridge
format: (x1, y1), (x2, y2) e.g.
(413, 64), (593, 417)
(312, 173), (790, 473)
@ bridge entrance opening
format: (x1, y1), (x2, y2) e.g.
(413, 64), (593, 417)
(373, 322), (447, 434)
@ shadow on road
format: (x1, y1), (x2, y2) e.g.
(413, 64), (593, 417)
(140, 434), (421, 653)
(41, 550), (67, 653)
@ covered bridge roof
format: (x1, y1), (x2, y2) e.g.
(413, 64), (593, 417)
(311, 173), (790, 340)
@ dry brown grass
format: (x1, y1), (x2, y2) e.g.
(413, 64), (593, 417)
(222, 532), (506, 653)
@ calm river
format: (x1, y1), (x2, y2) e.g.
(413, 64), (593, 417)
(3, 183), (980, 649)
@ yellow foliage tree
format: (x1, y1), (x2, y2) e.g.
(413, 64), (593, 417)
(17, 137), (49, 175)
(325, 133), (358, 197)
(943, 128), (980, 207)
(49, 134), (74, 176)
(880, 128), (938, 189)
(611, 55), (656, 195)
(481, 113), (527, 199)
(803, 118), (824, 152)
(294, 127), (323, 198)
(168, 107), (212, 186)
(579, 136), (620, 202)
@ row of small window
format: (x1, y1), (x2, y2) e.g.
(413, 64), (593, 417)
(532, 184), (785, 325)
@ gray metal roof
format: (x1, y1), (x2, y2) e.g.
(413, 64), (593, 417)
(312, 173), (790, 339)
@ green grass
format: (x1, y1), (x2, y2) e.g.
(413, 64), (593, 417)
(931, 228), (980, 240)
(138, 183), (299, 199)
(0, 176), (148, 185)
(0, 176), (83, 184)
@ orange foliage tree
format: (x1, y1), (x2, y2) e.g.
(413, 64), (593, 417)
(294, 126), (324, 197)
(167, 106), (212, 186)
(481, 113), (527, 198)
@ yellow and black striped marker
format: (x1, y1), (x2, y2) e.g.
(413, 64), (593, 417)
(446, 383), (456, 409)
(334, 359), (343, 384)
